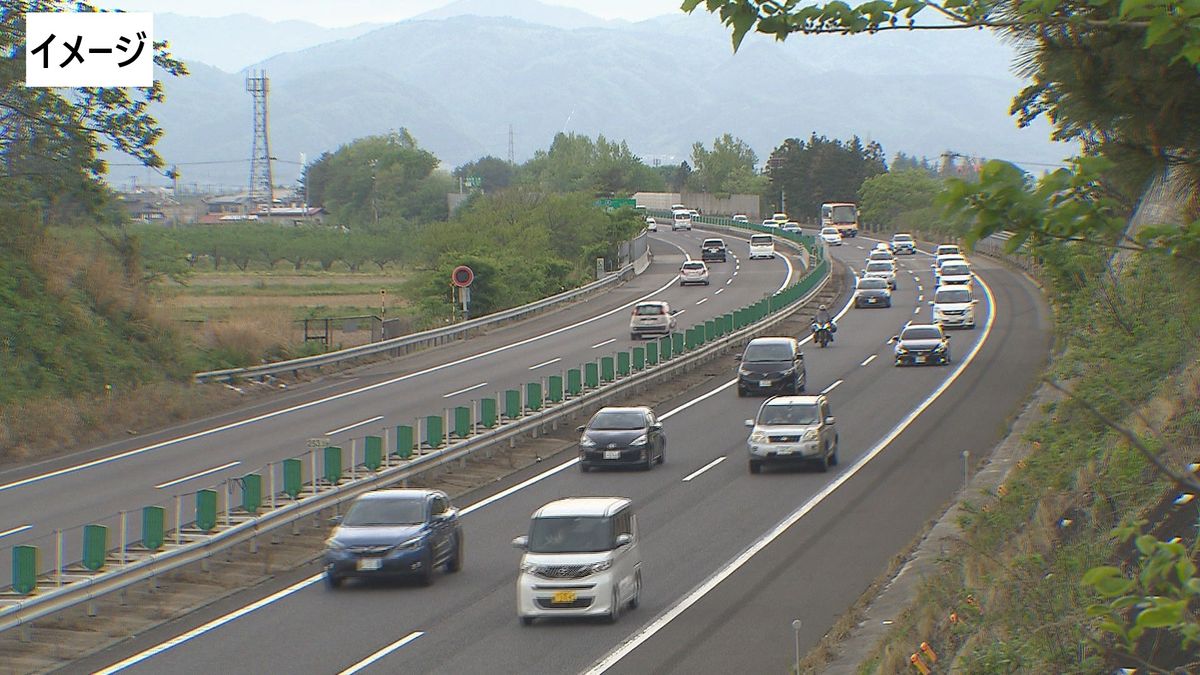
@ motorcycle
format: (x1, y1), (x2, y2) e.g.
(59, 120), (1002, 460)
(811, 321), (834, 348)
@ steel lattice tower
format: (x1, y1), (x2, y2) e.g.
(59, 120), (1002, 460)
(508, 124), (515, 165)
(246, 70), (273, 213)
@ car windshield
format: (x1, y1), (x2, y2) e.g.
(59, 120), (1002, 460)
(588, 411), (645, 430)
(528, 516), (614, 553)
(902, 327), (943, 341)
(866, 262), (893, 272)
(760, 403), (820, 426)
(830, 205), (856, 223)
(936, 289), (972, 303)
(634, 304), (664, 316)
(941, 264), (970, 276)
(751, 235), (772, 245)
(682, 262), (704, 271)
(893, 235), (913, 242)
(858, 278), (887, 290)
(937, 246), (959, 255)
(343, 498), (425, 526)
(869, 252), (891, 260)
(704, 240), (722, 247)
(743, 343), (793, 362)
(821, 228), (839, 235)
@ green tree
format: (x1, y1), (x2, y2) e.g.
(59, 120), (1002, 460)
(857, 168), (945, 226)
(454, 156), (514, 192)
(318, 130), (442, 227)
(688, 133), (767, 196)
(519, 133), (661, 195)
(765, 133), (886, 219)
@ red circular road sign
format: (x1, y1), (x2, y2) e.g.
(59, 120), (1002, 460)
(451, 265), (474, 288)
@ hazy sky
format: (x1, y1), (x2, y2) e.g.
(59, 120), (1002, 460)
(91, 0), (685, 26)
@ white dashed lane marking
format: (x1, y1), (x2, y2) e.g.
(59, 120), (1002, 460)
(861, 355), (877, 367)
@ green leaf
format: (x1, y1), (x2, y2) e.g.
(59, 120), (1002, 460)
(1119, 0), (1153, 18)
(1144, 15), (1181, 47)
(1136, 534), (1157, 556)
(1135, 601), (1186, 628)
(1082, 566), (1123, 585)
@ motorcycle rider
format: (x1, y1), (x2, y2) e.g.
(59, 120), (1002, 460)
(812, 304), (835, 342)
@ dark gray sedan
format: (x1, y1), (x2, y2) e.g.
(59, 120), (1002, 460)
(854, 276), (893, 308)
(578, 406), (666, 471)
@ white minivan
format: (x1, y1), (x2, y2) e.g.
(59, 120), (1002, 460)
(671, 209), (692, 231)
(514, 497), (642, 624)
(748, 234), (776, 260)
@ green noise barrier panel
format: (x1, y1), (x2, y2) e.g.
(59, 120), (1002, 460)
(672, 332), (684, 354)
(585, 362), (599, 388)
(142, 505), (165, 551)
(324, 445), (343, 485)
(600, 357), (615, 383)
(526, 382), (543, 411)
(196, 489), (217, 533)
(12, 546), (37, 595)
(283, 459), (302, 499)
(567, 369), (582, 396)
(395, 425), (414, 459)
(454, 406), (472, 437)
(425, 415), (444, 448)
(632, 346), (645, 371)
(617, 351), (630, 377)
(241, 473), (262, 514)
(646, 342), (658, 365)
(480, 399), (498, 428)
(364, 435), (383, 470)
(504, 389), (521, 419)
(82, 524), (107, 571)
(547, 375), (564, 403)
(659, 336), (672, 360)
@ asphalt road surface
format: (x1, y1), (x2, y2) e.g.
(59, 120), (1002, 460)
(65, 231), (1051, 675)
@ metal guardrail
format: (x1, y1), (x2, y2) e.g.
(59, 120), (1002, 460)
(0, 232), (829, 634)
(193, 233), (651, 384)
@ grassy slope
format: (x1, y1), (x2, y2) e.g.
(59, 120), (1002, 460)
(859, 252), (1200, 672)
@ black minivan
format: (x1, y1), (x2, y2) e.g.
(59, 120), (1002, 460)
(736, 337), (806, 397)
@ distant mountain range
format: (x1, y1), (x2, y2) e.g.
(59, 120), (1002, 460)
(123, 0), (1074, 191)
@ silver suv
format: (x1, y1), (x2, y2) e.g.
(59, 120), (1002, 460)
(745, 395), (838, 473)
(629, 301), (676, 339)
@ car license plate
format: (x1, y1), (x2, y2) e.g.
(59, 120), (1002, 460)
(604, 450), (620, 460)
(867, 298), (877, 303)
(777, 447), (794, 454)
(357, 558), (382, 571)
(916, 356), (926, 363)
(759, 380), (771, 387)
(552, 590), (577, 604)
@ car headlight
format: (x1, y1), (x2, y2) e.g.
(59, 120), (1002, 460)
(802, 429), (819, 441)
(780, 367), (795, 377)
(590, 560), (612, 573)
(520, 562), (538, 574)
(325, 538), (345, 551)
(396, 537), (423, 551)
(738, 368), (751, 376)
(631, 434), (648, 446)
(896, 346), (909, 355)
(934, 343), (947, 352)
(749, 431), (768, 443)
(580, 436), (596, 448)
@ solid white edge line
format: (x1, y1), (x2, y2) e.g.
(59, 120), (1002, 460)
(154, 461), (242, 490)
(591, 338), (618, 349)
(528, 358), (562, 370)
(681, 457), (727, 482)
(337, 631), (425, 675)
(442, 382), (488, 399)
(820, 379), (843, 395)
(325, 416), (384, 436)
(0, 270), (688, 495)
(584, 263), (999, 675)
(860, 355), (877, 367)
(0, 524), (32, 539)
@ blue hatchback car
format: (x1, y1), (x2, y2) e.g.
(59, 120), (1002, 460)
(323, 489), (464, 588)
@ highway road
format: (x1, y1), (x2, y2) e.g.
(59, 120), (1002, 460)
(66, 233), (1051, 674)
(0, 227), (800, 583)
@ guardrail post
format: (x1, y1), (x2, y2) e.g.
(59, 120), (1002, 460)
(143, 506), (165, 552)
(547, 375), (564, 402)
(324, 446), (343, 486)
(119, 510), (128, 566)
(310, 449), (318, 493)
(268, 462), (277, 510)
(480, 399), (498, 429)
(504, 389), (521, 420)
(444, 408), (451, 447)
(174, 495), (182, 545)
(223, 479), (232, 528)
(601, 357), (615, 383)
(55, 529), (63, 586)
(526, 383), (543, 411)
(12, 545), (37, 595)
(395, 425), (414, 458)
(617, 351), (630, 377)
(349, 439), (357, 481)
(567, 368), (583, 396)
(242, 473), (262, 515)
(454, 406), (472, 437)
(585, 362), (599, 388)
(196, 490), (217, 533)
(425, 415), (444, 448)
(283, 458), (302, 499)
(632, 346), (645, 371)
(364, 435), (383, 470)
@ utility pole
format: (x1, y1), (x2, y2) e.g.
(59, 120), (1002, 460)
(507, 124), (515, 166)
(246, 70), (274, 216)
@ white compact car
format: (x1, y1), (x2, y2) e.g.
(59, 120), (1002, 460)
(514, 497), (642, 624)
(819, 227), (843, 246)
(929, 285), (978, 329)
(679, 260), (710, 286)
(936, 261), (973, 288)
(645, 216), (657, 232)
(748, 234), (776, 259)
(862, 260), (897, 289)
